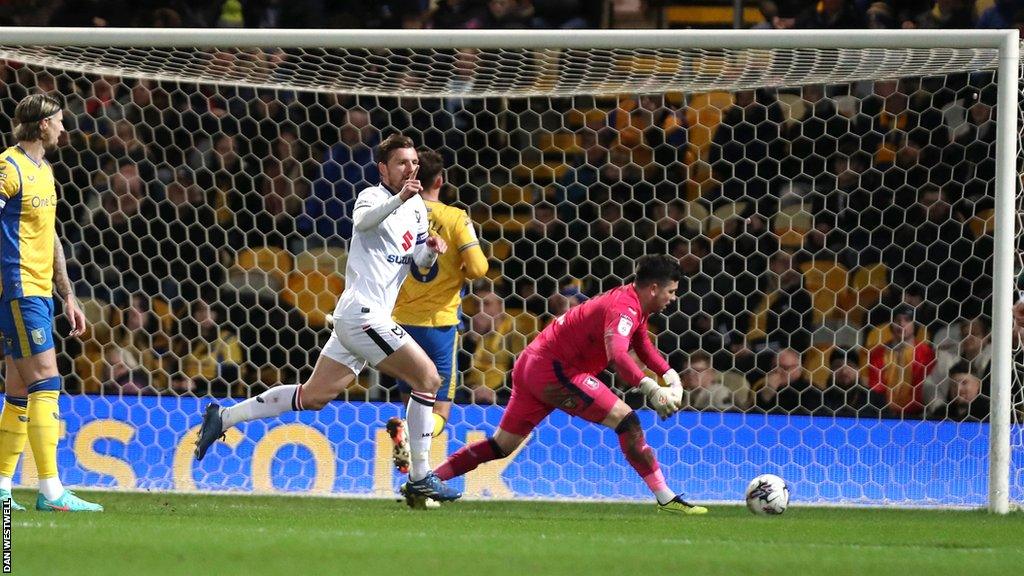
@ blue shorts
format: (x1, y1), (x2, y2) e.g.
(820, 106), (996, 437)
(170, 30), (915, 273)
(0, 296), (55, 359)
(396, 324), (459, 403)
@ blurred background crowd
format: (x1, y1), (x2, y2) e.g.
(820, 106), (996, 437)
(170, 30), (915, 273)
(2, 0), (1023, 31)
(0, 0), (1019, 424)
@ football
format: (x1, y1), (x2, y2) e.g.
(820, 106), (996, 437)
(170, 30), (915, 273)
(745, 474), (790, 516)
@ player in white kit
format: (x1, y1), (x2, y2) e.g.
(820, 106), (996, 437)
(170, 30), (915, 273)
(194, 134), (462, 501)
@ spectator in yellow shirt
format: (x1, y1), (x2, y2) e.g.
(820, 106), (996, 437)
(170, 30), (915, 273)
(177, 299), (245, 397)
(464, 287), (538, 403)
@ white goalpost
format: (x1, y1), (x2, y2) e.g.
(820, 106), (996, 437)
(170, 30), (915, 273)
(0, 28), (1017, 512)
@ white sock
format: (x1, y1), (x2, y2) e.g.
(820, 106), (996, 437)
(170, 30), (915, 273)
(655, 489), (676, 506)
(407, 391), (436, 481)
(0, 476), (11, 492)
(39, 476), (64, 501)
(222, 385), (302, 430)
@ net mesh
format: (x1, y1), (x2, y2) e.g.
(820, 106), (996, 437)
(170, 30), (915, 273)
(0, 41), (1020, 506)
(0, 45), (1004, 96)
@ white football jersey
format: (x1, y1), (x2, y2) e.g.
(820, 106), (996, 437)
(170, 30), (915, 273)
(335, 184), (429, 317)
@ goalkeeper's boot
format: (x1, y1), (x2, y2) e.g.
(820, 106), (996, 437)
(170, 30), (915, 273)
(0, 489), (25, 511)
(386, 417), (411, 474)
(657, 495), (708, 515)
(194, 402), (225, 461)
(403, 472), (461, 503)
(36, 490), (103, 512)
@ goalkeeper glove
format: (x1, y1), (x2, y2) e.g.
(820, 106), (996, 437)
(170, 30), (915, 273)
(640, 377), (680, 420)
(662, 369), (683, 405)
(662, 369), (681, 389)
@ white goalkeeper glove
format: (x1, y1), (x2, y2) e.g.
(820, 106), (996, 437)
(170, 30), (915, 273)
(662, 369), (681, 389)
(640, 377), (681, 420)
(662, 369), (683, 405)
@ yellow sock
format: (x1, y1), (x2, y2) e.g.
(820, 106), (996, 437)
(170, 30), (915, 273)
(0, 398), (28, 478)
(27, 390), (59, 480)
(431, 413), (446, 438)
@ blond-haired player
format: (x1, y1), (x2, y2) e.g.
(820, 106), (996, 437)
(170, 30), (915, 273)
(0, 93), (99, 512)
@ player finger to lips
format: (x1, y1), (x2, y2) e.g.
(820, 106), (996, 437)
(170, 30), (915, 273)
(400, 167), (421, 198)
(400, 180), (420, 199)
(404, 166), (420, 187)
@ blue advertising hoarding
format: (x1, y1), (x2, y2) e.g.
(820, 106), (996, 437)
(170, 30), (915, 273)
(9, 395), (1021, 506)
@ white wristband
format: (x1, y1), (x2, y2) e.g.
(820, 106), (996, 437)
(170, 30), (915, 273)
(413, 246), (438, 269)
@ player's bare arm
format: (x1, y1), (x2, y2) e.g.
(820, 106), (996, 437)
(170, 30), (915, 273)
(52, 236), (85, 338)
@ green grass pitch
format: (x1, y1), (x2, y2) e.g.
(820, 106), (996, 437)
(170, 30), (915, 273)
(8, 490), (1024, 576)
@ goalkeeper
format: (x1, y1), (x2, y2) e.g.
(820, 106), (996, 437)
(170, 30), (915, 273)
(411, 255), (708, 515)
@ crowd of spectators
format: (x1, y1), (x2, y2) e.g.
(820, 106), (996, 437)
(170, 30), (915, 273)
(753, 0), (1024, 31)
(3, 1), (1021, 32)
(0, 0), (602, 30)
(0, 1), (1017, 425)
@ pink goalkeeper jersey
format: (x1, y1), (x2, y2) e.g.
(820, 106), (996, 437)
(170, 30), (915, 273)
(526, 284), (670, 387)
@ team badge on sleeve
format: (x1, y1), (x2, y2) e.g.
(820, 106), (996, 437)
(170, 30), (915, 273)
(617, 314), (634, 336)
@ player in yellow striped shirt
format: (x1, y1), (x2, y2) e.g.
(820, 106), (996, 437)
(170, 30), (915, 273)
(0, 94), (101, 512)
(386, 148), (488, 475)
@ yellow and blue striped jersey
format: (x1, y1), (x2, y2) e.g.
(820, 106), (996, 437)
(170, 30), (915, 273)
(0, 146), (57, 300)
(393, 200), (487, 327)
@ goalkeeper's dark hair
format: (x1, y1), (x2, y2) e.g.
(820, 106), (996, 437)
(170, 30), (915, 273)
(376, 132), (416, 164)
(634, 254), (682, 288)
(13, 93), (62, 142)
(415, 147), (444, 188)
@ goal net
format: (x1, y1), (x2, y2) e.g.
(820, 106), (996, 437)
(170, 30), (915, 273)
(0, 29), (1019, 508)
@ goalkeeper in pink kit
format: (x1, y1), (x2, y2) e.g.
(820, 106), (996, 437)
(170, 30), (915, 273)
(426, 255), (707, 514)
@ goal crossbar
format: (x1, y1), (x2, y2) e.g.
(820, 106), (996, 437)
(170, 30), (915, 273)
(0, 27), (1014, 50)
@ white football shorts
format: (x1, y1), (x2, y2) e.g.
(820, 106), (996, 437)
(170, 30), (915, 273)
(320, 311), (412, 375)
